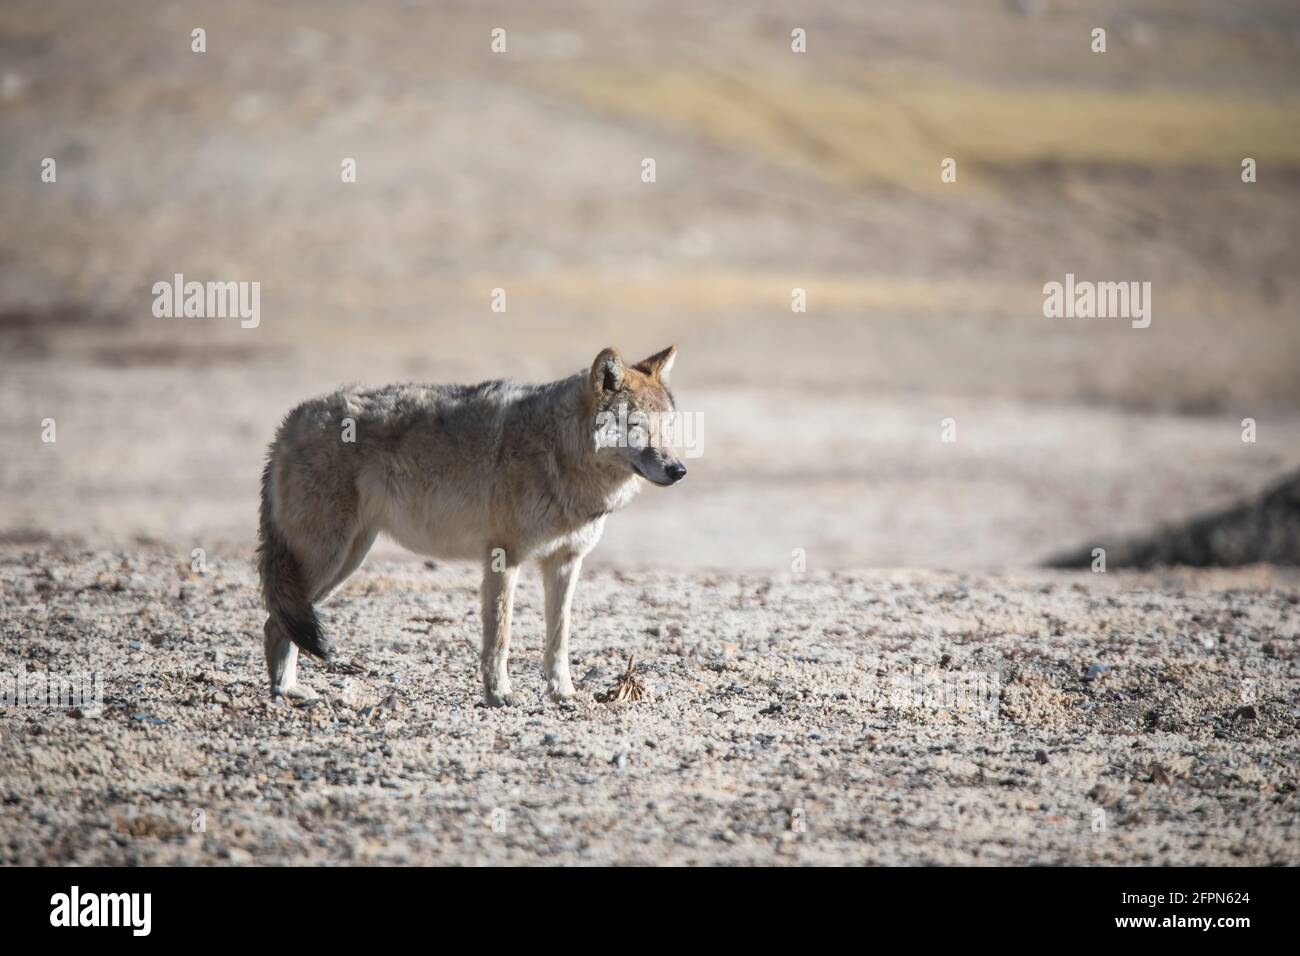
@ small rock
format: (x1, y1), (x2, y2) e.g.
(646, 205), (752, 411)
(1034, 749), (1049, 765)
(1232, 704), (1257, 721)
(1083, 663), (1108, 683)
(1088, 784), (1115, 805)
(338, 679), (365, 708)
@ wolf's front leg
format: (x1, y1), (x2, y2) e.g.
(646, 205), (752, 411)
(479, 554), (520, 706)
(541, 550), (582, 701)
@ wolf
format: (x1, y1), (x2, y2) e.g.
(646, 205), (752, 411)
(257, 346), (685, 706)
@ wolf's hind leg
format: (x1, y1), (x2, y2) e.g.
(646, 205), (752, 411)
(480, 552), (520, 707)
(276, 525), (376, 701)
(263, 524), (373, 702)
(311, 526), (378, 603)
(541, 550), (582, 701)
(264, 618), (317, 701)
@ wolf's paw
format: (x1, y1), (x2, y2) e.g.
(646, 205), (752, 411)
(286, 683), (320, 703)
(483, 686), (521, 708)
(546, 682), (577, 704)
(272, 682), (319, 705)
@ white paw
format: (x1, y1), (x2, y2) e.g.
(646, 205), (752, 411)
(546, 679), (577, 703)
(483, 685), (520, 708)
(272, 682), (319, 704)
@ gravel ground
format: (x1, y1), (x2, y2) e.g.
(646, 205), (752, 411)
(2, 548), (1296, 865)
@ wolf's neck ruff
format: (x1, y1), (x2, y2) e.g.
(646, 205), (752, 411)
(569, 379), (646, 513)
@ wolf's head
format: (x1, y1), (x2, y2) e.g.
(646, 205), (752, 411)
(589, 345), (687, 486)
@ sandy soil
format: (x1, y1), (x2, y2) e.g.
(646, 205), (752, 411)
(2, 549), (1296, 865)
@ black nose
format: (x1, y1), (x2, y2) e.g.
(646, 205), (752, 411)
(666, 462), (687, 482)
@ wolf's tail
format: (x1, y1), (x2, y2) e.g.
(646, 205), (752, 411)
(257, 458), (330, 659)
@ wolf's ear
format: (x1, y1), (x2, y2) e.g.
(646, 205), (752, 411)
(634, 345), (677, 385)
(590, 347), (625, 393)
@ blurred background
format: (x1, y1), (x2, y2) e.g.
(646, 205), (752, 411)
(2, 0), (1298, 570)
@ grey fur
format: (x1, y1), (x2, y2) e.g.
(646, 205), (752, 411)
(257, 346), (683, 704)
